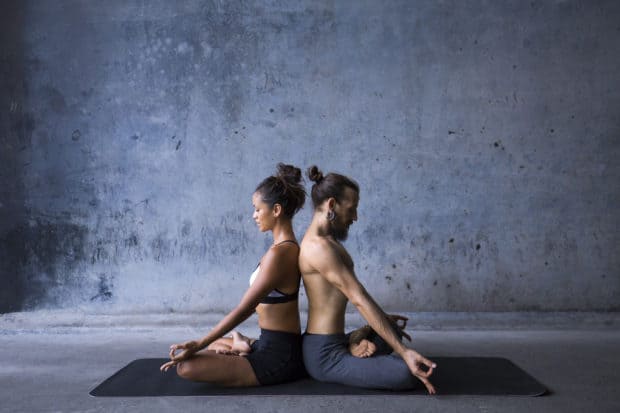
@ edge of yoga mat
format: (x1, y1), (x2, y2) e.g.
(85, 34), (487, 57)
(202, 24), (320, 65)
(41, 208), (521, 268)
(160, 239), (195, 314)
(89, 357), (548, 397)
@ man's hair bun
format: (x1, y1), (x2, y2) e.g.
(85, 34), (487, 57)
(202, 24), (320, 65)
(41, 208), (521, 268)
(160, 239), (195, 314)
(306, 165), (359, 208)
(307, 165), (324, 183)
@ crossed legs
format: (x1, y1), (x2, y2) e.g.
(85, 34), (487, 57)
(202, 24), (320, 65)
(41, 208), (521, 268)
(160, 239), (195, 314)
(175, 350), (259, 387)
(207, 331), (254, 355)
(174, 331), (258, 386)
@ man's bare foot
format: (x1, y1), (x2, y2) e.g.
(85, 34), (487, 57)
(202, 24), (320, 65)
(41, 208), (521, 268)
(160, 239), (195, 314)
(349, 339), (377, 358)
(348, 325), (372, 345)
(231, 331), (253, 356)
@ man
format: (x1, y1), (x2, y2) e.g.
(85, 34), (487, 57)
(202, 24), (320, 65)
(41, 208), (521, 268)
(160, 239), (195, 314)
(300, 165), (436, 393)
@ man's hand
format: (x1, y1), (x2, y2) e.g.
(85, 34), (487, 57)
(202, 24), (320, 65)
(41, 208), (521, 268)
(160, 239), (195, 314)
(401, 349), (437, 394)
(388, 314), (412, 342)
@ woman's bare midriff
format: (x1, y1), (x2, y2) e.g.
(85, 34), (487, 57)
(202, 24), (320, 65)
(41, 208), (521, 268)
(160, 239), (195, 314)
(256, 301), (301, 333)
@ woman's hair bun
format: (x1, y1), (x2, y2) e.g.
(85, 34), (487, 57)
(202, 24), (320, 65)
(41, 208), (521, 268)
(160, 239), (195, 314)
(307, 165), (324, 183)
(255, 163), (306, 218)
(276, 163), (302, 184)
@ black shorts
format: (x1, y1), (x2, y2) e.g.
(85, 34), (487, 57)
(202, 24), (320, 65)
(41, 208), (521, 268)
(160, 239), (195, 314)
(245, 329), (307, 385)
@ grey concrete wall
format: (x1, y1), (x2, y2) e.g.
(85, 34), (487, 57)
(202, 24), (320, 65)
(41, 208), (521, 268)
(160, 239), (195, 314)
(1, 0), (618, 314)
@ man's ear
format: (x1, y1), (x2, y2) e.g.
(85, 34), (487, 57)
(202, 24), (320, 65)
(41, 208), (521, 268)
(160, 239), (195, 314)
(273, 203), (283, 217)
(326, 197), (336, 210)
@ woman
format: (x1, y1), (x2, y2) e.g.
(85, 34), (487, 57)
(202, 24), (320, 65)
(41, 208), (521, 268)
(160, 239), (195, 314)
(160, 163), (307, 386)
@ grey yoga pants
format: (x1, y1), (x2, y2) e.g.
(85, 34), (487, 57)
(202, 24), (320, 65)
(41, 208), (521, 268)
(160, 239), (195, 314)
(302, 332), (418, 390)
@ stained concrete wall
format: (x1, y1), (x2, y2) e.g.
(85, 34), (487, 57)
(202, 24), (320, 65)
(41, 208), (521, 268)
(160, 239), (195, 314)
(1, 0), (619, 314)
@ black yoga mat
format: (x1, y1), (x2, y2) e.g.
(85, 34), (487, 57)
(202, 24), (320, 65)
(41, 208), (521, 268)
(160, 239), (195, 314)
(90, 357), (547, 397)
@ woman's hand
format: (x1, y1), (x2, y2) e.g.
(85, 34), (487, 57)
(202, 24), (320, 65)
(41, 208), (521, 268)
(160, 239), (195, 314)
(401, 349), (437, 394)
(159, 340), (201, 372)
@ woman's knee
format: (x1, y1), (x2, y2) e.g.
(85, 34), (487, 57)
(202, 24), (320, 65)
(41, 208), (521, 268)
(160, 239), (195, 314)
(176, 361), (194, 379)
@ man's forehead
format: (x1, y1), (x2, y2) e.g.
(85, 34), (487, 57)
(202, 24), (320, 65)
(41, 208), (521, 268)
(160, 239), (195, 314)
(342, 187), (359, 204)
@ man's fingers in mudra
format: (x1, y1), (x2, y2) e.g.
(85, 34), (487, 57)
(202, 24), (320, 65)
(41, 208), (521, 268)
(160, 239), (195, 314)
(390, 314), (408, 327)
(416, 357), (437, 377)
(416, 375), (436, 395)
(390, 314), (408, 320)
(401, 330), (412, 342)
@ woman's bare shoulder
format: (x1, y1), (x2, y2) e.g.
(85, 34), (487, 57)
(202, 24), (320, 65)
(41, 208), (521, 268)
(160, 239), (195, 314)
(262, 241), (299, 264)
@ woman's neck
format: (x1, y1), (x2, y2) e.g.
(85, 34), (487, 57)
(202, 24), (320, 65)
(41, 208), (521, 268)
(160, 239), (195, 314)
(271, 219), (296, 244)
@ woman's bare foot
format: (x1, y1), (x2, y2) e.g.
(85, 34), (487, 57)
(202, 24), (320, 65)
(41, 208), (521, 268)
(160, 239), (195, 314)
(349, 339), (377, 358)
(207, 338), (233, 354)
(231, 331), (253, 356)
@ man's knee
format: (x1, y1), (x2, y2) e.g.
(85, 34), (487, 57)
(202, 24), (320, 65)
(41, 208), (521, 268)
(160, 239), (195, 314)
(389, 365), (417, 390)
(363, 356), (417, 390)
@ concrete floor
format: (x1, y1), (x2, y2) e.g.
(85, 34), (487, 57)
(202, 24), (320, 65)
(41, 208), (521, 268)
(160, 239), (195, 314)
(1, 313), (619, 413)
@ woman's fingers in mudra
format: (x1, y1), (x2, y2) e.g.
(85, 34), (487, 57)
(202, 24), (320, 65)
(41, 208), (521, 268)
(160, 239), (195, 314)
(160, 360), (177, 372)
(162, 345), (193, 372)
(169, 341), (199, 359)
(169, 345), (178, 359)
(162, 341), (199, 372)
(169, 344), (187, 360)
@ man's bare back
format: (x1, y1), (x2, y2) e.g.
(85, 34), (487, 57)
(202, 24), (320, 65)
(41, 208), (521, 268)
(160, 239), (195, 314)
(300, 235), (352, 334)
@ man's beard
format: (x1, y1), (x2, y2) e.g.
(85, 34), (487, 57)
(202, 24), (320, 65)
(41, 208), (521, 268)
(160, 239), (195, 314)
(329, 218), (350, 241)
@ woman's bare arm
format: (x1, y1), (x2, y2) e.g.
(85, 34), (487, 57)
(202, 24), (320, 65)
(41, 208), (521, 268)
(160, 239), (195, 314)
(167, 248), (291, 361)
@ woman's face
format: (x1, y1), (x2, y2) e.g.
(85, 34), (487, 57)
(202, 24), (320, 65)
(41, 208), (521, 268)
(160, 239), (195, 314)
(252, 192), (276, 232)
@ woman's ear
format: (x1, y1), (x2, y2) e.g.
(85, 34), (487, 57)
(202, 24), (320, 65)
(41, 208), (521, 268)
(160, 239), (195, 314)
(272, 203), (283, 217)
